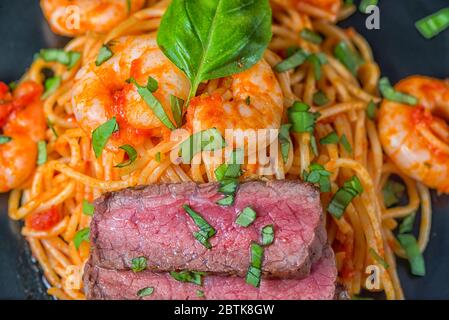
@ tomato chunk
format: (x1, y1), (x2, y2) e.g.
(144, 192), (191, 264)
(25, 207), (62, 231)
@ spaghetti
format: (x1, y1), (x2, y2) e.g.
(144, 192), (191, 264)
(3, 0), (434, 300)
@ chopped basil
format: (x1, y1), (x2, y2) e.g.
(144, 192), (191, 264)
(366, 100), (377, 120)
(307, 54), (324, 80)
(183, 204), (216, 249)
(155, 152), (161, 163)
(196, 290), (205, 298)
(382, 179), (405, 208)
(0, 135), (12, 145)
(398, 234), (425, 276)
(115, 144), (138, 168)
(214, 149), (243, 181)
(303, 163), (331, 193)
(216, 195), (235, 206)
(300, 29), (323, 44)
(126, 0), (132, 13)
(245, 96), (251, 105)
(37, 140), (47, 165)
(96, 45), (113, 66)
(128, 77), (176, 130)
(261, 225), (274, 246)
(131, 256), (148, 273)
(47, 118), (58, 137)
(274, 48), (309, 72)
(246, 243), (264, 288)
(235, 207), (257, 227)
(320, 131), (339, 145)
(369, 248), (389, 269)
(399, 212), (416, 234)
(170, 95), (185, 128)
(82, 199), (94, 216)
(310, 135), (319, 157)
(179, 128), (226, 163)
(42, 76), (61, 99)
(328, 176), (363, 218)
(379, 77), (418, 106)
(137, 287), (154, 297)
(92, 117), (118, 158)
(288, 102), (320, 134)
(218, 179), (239, 195)
(8, 81), (17, 91)
(246, 266), (262, 288)
(359, 0), (378, 14)
(170, 270), (204, 285)
(39, 49), (80, 69)
(340, 134), (353, 154)
(416, 8), (449, 39)
(73, 228), (90, 249)
(313, 91), (329, 106)
(334, 41), (363, 75)
(279, 124), (292, 164)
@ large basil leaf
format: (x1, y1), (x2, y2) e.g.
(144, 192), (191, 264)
(157, 0), (272, 100)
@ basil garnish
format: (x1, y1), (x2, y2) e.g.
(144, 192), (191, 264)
(73, 228), (90, 249)
(92, 117), (118, 158)
(131, 257), (148, 273)
(115, 144), (138, 168)
(82, 199), (95, 216)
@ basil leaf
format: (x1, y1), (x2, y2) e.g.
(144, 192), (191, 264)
(310, 135), (319, 157)
(379, 77), (418, 106)
(398, 234), (426, 276)
(40, 49), (80, 70)
(115, 144), (138, 168)
(382, 179), (405, 208)
(369, 248), (389, 269)
(157, 0), (272, 99)
(328, 176), (363, 218)
(73, 228), (90, 249)
(214, 149), (243, 181)
(0, 135), (12, 145)
(170, 95), (185, 128)
(250, 242), (264, 269)
(42, 76), (61, 99)
(170, 270), (204, 285)
(92, 118), (118, 158)
(320, 131), (339, 145)
(359, 0), (378, 14)
(300, 29), (323, 44)
(246, 266), (262, 288)
(303, 163), (331, 193)
(340, 134), (353, 154)
(366, 100), (377, 120)
(235, 207), (257, 227)
(279, 124), (292, 164)
(47, 118), (58, 138)
(261, 225), (274, 246)
(274, 49), (309, 72)
(399, 212), (416, 234)
(126, 0), (132, 13)
(334, 41), (364, 75)
(82, 199), (95, 216)
(155, 152), (162, 163)
(137, 287), (154, 297)
(313, 91), (329, 106)
(131, 256), (147, 273)
(196, 290), (205, 298)
(216, 195), (235, 206)
(37, 140), (47, 166)
(96, 45), (113, 66)
(128, 77), (176, 130)
(416, 8), (449, 39)
(183, 204), (216, 249)
(218, 179), (239, 195)
(288, 102), (320, 133)
(179, 128), (226, 163)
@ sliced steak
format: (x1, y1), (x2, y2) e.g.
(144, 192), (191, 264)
(85, 246), (337, 300)
(90, 180), (326, 278)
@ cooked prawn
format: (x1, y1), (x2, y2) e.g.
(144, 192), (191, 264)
(40, 0), (146, 37)
(379, 76), (449, 193)
(72, 33), (190, 145)
(0, 81), (46, 192)
(186, 59), (284, 135)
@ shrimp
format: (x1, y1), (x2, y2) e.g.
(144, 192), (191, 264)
(379, 76), (449, 193)
(40, 0), (146, 37)
(186, 59), (284, 135)
(0, 81), (46, 192)
(72, 33), (190, 145)
(273, 0), (342, 21)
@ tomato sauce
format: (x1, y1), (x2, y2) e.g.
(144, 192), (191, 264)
(25, 207), (61, 231)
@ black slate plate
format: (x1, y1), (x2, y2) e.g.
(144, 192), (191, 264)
(1, 0), (449, 300)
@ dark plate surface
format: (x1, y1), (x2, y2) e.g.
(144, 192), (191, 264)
(1, 0), (449, 300)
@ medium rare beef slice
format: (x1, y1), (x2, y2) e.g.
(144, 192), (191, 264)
(90, 180), (326, 278)
(85, 246), (337, 300)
